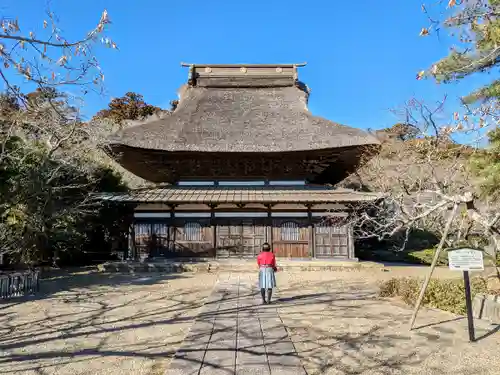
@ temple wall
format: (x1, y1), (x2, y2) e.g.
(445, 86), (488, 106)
(127, 204), (356, 261)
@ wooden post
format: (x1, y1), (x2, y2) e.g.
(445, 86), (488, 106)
(307, 205), (314, 258)
(210, 204), (217, 258)
(169, 204), (177, 257)
(348, 225), (355, 260)
(409, 203), (459, 330)
(266, 204), (273, 245)
(128, 223), (136, 260)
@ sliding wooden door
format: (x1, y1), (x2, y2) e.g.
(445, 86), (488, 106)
(272, 219), (309, 258)
(216, 219), (267, 258)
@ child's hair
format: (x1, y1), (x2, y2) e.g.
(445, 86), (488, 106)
(262, 242), (271, 252)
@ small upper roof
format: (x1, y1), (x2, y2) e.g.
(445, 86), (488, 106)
(181, 63), (308, 89)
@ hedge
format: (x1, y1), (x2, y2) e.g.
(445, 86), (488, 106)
(379, 276), (490, 315)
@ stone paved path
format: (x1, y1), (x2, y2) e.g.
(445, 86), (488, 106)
(166, 274), (306, 375)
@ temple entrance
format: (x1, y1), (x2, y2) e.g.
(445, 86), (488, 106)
(133, 222), (170, 259)
(216, 219), (267, 258)
(171, 219), (214, 257)
(272, 219), (310, 258)
(314, 220), (349, 258)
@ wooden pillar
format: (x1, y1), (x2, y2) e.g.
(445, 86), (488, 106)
(209, 204), (217, 258)
(265, 204), (273, 245)
(168, 204), (177, 256)
(128, 222), (136, 260)
(348, 225), (355, 260)
(307, 204), (314, 259)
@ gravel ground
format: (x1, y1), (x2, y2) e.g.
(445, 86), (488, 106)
(0, 271), (218, 375)
(0, 266), (498, 375)
(274, 269), (500, 375)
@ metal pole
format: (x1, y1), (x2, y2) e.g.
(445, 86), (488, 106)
(463, 270), (476, 342)
(409, 203), (459, 330)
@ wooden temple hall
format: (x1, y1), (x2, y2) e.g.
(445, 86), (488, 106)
(100, 63), (381, 260)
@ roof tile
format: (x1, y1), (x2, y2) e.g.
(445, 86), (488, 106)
(97, 187), (382, 204)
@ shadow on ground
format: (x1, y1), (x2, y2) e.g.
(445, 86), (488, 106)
(275, 276), (500, 375)
(0, 269), (212, 375)
(0, 271), (499, 375)
(0, 266), (188, 305)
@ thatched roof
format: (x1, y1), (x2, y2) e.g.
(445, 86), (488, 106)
(104, 64), (380, 183)
(107, 64), (378, 153)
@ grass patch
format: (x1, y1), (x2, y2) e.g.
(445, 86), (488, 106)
(379, 276), (491, 315)
(360, 247), (500, 266)
(356, 248), (447, 265)
(405, 248), (449, 265)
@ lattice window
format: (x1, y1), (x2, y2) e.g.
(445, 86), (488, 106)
(152, 223), (169, 237)
(134, 223), (151, 246)
(184, 222), (202, 241)
(280, 221), (299, 241)
(315, 223), (330, 235)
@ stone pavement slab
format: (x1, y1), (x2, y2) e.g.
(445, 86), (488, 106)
(166, 274), (306, 375)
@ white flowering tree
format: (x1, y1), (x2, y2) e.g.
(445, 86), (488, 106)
(0, 7), (125, 266)
(342, 0), (500, 329)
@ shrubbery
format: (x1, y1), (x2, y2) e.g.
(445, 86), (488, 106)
(379, 276), (491, 315)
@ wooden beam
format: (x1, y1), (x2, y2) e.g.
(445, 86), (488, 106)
(175, 204), (211, 211)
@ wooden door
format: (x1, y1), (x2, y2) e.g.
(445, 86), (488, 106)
(133, 222), (151, 259)
(217, 221), (242, 257)
(241, 220), (266, 257)
(216, 219), (267, 258)
(133, 222), (170, 259)
(272, 219), (309, 258)
(171, 219), (214, 257)
(151, 223), (170, 257)
(314, 220), (349, 258)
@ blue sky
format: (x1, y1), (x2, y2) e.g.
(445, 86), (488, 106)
(2, 0), (495, 130)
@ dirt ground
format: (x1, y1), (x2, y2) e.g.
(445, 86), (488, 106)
(0, 266), (498, 375)
(0, 271), (218, 375)
(275, 269), (500, 375)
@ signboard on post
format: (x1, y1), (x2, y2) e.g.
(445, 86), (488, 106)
(447, 247), (485, 343)
(448, 248), (484, 271)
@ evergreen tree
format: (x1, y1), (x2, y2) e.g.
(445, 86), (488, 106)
(419, 0), (500, 200)
(421, 0), (500, 103)
(470, 128), (500, 200)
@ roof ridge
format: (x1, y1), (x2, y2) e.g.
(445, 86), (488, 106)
(180, 63), (307, 68)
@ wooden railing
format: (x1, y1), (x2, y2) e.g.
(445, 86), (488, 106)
(0, 270), (40, 299)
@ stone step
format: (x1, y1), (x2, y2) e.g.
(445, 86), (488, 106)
(97, 260), (377, 274)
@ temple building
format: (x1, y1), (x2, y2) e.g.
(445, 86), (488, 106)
(101, 63), (381, 260)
